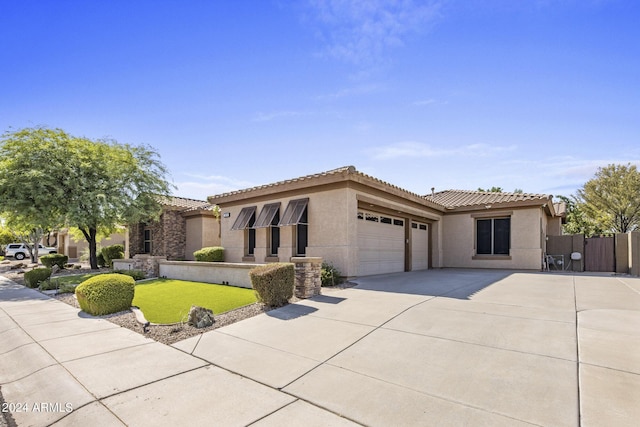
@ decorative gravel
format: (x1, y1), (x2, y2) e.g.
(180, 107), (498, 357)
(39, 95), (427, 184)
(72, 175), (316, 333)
(52, 292), (270, 345)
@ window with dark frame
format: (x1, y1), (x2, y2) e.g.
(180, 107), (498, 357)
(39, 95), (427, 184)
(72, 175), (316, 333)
(296, 206), (308, 256)
(269, 210), (280, 256)
(476, 217), (510, 255)
(143, 228), (152, 254)
(246, 212), (256, 256)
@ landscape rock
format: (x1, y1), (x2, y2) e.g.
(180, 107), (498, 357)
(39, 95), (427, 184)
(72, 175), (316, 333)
(187, 305), (215, 328)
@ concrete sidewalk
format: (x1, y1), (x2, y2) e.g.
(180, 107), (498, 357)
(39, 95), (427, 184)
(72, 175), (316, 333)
(2, 270), (639, 426)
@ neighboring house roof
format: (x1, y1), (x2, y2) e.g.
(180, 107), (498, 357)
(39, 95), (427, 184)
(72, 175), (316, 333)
(160, 196), (212, 211)
(425, 189), (556, 215)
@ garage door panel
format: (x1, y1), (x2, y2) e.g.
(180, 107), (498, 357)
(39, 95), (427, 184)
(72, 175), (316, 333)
(411, 223), (429, 271)
(357, 212), (405, 276)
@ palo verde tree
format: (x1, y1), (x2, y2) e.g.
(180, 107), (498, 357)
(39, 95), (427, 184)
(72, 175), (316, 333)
(575, 163), (640, 234)
(0, 128), (68, 261)
(0, 127), (173, 268)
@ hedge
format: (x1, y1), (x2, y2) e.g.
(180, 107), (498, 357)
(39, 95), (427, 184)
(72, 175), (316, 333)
(113, 269), (146, 280)
(101, 244), (124, 268)
(249, 262), (294, 307)
(41, 254), (69, 269)
(24, 268), (52, 288)
(75, 273), (135, 316)
(194, 246), (225, 262)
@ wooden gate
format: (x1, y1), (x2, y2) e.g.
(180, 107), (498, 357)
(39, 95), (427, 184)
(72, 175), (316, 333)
(584, 237), (615, 272)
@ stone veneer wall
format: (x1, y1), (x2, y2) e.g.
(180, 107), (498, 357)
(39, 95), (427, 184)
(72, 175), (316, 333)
(128, 210), (187, 260)
(291, 257), (322, 298)
(160, 210), (186, 260)
(128, 223), (145, 257)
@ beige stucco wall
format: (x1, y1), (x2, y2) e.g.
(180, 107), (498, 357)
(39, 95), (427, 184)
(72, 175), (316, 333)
(218, 186), (445, 277)
(59, 230), (126, 259)
(441, 208), (545, 270)
(185, 216), (220, 260)
(219, 188), (354, 274)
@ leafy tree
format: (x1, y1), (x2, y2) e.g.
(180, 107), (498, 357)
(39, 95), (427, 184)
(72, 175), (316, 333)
(477, 186), (503, 192)
(576, 163), (640, 234)
(555, 195), (606, 237)
(0, 128), (68, 261)
(0, 127), (173, 269)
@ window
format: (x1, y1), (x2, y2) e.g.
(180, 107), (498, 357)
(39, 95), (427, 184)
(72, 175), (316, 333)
(143, 228), (152, 253)
(246, 212), (256, 256)
(269, 209), (280, 257)
(230, 207), (257, 256)
(476, 218), (510, 255)
(296, 206), (308, 256)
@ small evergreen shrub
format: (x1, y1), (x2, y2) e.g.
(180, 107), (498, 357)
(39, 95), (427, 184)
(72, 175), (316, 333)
(24, 268), (52, 288)
(321, 262), (343, 287)
(58, 283), (78, 294)
(39, 278), (59, 291)
(41, 254), (69, 269)
(113, 269), (146, 280)
(194, 246), (225, 262)
(97, 253), (107, 268)
(101, 244), (124, 268)
(250, 263), (294, 307)
(75, 273), (135, 315)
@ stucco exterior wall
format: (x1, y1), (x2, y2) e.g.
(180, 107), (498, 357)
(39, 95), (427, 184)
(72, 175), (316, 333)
(219, 188), (353, 273)
(441, 208), (544, 270)
(185, 216), (220, 260)
(58, 231), (125, 259)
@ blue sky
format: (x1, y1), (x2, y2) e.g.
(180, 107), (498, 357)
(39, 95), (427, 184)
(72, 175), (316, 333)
(2, 0), (639, 200)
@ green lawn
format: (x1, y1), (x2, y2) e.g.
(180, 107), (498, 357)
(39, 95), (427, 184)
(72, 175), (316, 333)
(52, 272), (102, 286)
(132, 279), (257, 324)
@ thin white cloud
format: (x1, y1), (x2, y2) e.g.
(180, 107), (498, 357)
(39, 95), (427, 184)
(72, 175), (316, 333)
(318, 83), (383, 99)
(371, 141), (517, 160)
(174, 174), (257, 200)
(412, 98), (437, 106)
(252, 110), (311, 122)
(305, 0), (442, 65)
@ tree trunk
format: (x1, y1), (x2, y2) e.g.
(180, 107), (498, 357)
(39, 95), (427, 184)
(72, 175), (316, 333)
(81, 227), (99, 270)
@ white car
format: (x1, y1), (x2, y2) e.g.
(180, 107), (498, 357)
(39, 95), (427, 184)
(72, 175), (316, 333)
(4, 243), (57, 260)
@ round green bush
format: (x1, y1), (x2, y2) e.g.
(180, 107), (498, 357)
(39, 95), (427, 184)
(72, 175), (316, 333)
(75, 273), (135, 315)
(250, 263), (294, 307)
(194, 246), (225, 262)
(24, 267), (52, 288)
(41, 254), (69, 269)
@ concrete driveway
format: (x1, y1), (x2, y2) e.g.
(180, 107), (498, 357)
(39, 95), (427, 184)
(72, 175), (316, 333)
(2, 270), (639, 426)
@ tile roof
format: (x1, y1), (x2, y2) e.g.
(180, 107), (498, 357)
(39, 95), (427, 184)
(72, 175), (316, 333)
(425, 190), (551, 209)
(160, 196), (212, 210)
(209, 166), (443, 210)
(210, 166), (356, 199)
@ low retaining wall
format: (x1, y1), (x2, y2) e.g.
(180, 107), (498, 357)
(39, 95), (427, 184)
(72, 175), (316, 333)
(158, 261), (258, 289)
(113, 256), (324, 297)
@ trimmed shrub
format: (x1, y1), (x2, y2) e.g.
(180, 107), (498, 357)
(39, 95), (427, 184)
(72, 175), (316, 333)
(101, 244), (124, 268)
(113, 269), (146, 280)
(75, 273), (135, 315)
(97, 252), (107, 268)
(321, 262), (343, 287)
(194, 246), (225, 262)
(41, 254), (69, 269)
(250, 263), (294, 307)
(24, 268), (52, 288)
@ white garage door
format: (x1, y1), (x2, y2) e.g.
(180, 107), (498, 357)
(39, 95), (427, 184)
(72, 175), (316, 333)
(357, 211), (405, 276)
(411, 222), (429, 271)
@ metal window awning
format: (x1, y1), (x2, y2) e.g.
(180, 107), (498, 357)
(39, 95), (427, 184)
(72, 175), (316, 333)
(253, 203), (280, 228)
(278, 198), (308, 226)
(230, 206), (256, 230)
